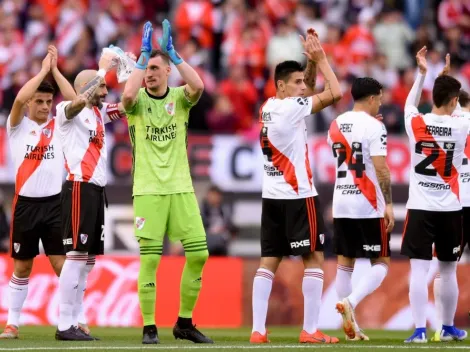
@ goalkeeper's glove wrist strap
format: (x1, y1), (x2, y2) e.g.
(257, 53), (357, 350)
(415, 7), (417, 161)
(169, 50), (183, 65)
(136, 51), (151, 70)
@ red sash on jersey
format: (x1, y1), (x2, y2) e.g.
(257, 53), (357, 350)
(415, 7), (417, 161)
(465, 135), (470, 161)
(411, 115), (459, 199)
(10, 119), (56, 253)
(329, 121), (378, 210)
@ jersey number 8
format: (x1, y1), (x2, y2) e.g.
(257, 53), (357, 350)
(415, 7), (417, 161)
(332, 142), (366, 178)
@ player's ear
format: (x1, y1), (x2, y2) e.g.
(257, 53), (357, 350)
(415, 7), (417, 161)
(166, 64), (171, 76)
(277, 80), (284, 92)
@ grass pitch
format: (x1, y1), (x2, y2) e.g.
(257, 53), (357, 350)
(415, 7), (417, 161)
(0, 326), (469, 351)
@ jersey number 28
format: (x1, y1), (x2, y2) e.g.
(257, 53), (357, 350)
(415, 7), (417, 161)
(332, 142), (366, 178)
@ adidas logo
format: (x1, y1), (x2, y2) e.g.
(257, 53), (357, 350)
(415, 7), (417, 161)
(148, 107), (152, 113)
(30, 130), (37, 136)
(193, 277), (202, 283)
(143, 282), (155, 288)
(84, 118), (90, 124)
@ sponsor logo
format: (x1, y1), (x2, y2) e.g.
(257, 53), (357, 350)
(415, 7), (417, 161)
(80, 234), (88, 244)
(363, 245), (381, 252)
(63, 238), (73, 245)
(135, 217), (145, 230)
(453, 245), (461, 255)
(417, 182), (450, 190)
(13, 243), (20, 253)
(42, 128), (51, 138)
(84, 118), (90, 124)
(290, 240), (310, 249)
(381, 134), (387, 145)
(29, 130), (37, 136)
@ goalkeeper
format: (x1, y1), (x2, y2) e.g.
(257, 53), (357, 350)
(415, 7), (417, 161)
(122, 21), (212, 344)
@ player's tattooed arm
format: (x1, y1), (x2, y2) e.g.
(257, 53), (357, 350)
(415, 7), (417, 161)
(312, 76), (342, 113)
(65, 76), (103, 120)
(372, 156), (393, 204)
(303, 60), (317, 96)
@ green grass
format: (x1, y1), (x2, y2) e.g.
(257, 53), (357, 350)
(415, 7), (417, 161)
(1, 326), (469, 351)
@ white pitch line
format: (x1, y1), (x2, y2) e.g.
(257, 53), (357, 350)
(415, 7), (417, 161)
(0, 345), (469, 351)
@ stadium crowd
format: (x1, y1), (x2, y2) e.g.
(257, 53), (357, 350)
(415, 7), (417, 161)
(0, 0), (469, 137)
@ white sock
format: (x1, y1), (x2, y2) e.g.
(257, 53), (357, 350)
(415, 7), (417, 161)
(433, 273), (442, 330)
(58, 252), (88, 331)
(438, 261), (458, 327)
(348, 263), (388, 309)
(73, 255), (95, 327)
(302, 269), (324, 334)
(6, 275), (29, 327)
(252, 268), (274, 334)
(409, 259), (431, 329)
(336, 264), (353, 300)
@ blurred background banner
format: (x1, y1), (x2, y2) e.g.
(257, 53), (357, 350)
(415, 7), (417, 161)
(0, 255), (468, 330)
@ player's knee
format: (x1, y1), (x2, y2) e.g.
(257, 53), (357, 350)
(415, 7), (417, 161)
(140, 253), (161, 270)
(185, 249), (209, 267)
(13, 259), (33, 278)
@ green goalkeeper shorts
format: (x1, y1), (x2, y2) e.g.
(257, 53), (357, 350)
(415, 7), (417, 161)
(133, 193), (206, 242)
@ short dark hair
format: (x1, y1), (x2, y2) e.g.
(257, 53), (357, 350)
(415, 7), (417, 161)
(351, 77), (383, 101)
(432, 75), (461, 108)
(459, 90), (470, 108)
(36, 81), (55, 95)
(150, 49), (171, 65)
(274, 60), (303, 88)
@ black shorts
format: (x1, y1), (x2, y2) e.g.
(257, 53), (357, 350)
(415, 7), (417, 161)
(61, 181), (105, 255)
(260, 196), (325, 257)
(333, 218), (390, 258)
(401, 209), (462, 261)
(10, 194), (64, 259)
(463, 207), (470, 253)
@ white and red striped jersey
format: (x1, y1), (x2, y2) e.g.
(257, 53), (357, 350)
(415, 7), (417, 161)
(259, 96), (316, 199)
(7, 115), (64, 197)
(327, 111), (387, 218)
(405, 105), (470, 211)
(56, 102), (124, 187)
(453, 108), (470, 207)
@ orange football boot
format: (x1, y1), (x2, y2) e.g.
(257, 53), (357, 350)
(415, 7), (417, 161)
(299, 330), (339, 343)
(250, 331), (270, 343)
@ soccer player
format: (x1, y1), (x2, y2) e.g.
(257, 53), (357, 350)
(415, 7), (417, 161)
(121, 20), (212, 344)
(328, 77), (394, 341)
(401, 47), (469, 343)
(54, 49), (127, 341)
(433, 88), (470, 342)
(251, 33), (342, 344)
(0, 46), (77, 339)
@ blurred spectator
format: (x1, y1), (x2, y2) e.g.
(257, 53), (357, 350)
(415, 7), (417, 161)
(207, 94), (239, 133)
(219, 65), (258, 132)
(201, 185), (237, 256)
(174, 0), (214, 49)
(373, 8), (414, 70)
(423, 46), (445, 92)
(380, 89), (403, 134)
(267, 15), (304, 69)
(370, 53), (398, 88)
(295, 1), (327, 41)
(391, 67), (416, 109)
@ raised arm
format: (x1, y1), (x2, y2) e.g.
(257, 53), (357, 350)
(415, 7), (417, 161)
(9, 53), (51, 127)
(49, 45), (76, 101)
(301, 29), (318, 96)
(122, 22), (153, 111)
(159, 19), (204, 104)
(406, 46), (427, 109)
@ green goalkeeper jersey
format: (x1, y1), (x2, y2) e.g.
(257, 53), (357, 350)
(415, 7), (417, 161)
(125, 87), (195, 196)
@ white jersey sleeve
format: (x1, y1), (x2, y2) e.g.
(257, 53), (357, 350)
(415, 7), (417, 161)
(369, 121), (387, 157)
(6, 115), (27, 137)
(284, 97), (313, 125)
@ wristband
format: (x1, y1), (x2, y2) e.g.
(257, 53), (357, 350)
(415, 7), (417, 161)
(136, 51), (150, 70)
(97, 69), (106, 78)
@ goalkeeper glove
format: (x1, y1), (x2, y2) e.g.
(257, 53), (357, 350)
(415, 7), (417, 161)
(158, 19), (183, 65)
(136, 21), (153, 70)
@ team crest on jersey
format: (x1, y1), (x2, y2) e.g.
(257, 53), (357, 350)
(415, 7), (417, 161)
(319, 234), (325, 245)
(13, 243), (20, 253)
(80, 233), (88, 244)
(42, 128), (51, 138)
(135, 217), (146, 230)
(165, 102), (175, 116)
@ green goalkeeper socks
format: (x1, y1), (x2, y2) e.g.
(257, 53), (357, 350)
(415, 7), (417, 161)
(138, 239), (162, 326)
(179, 239), (209, 318)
